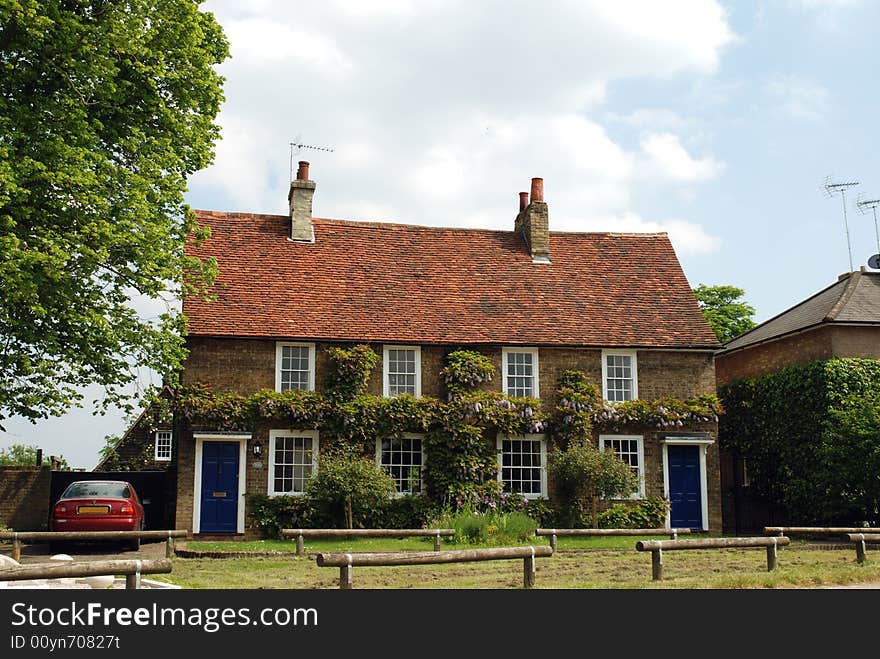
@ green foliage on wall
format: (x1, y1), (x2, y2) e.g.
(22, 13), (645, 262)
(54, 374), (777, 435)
(719, 358), (880, 525)
(146, 347), (720, 517)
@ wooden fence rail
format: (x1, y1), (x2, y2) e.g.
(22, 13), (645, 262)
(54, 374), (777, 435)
(280, 528), (455, 555)
(0, 530), (189, 561)
(846, 533), (880, 564)
(316, 545), (553, 589)
(0, 558), (173, 590)
(635, 536), (790, 581)
(764, 526), (879, 537)
(535, 528), (691, 551)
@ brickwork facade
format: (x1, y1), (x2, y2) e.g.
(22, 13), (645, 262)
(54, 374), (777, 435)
(716, 325), (880, 386)
(172, 338), (720, 535)
(0, 466), (51, 531)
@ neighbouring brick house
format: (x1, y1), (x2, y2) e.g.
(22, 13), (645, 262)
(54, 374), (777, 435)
(94, 404), (176, 472)
(716, 268), (880, 531)
(113, 162), (722, 535)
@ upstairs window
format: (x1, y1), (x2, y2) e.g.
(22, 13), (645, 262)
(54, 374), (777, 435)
(154, 431), (172, 461)
(502, 348), (539, 398)
(602, 350), (637, 402)
(276, 342), (315, 392)
(383, 346), (421, 397)
(377, 436), (424, 494)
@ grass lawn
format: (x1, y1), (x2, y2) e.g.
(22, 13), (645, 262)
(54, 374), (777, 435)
(155, 537), (880, 589)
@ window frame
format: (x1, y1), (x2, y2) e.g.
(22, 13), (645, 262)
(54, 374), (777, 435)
(382, 345), (422, 398)
(154, 430), (172, 462)
(496, 433), (547, 499)
(275, 342), (316, 392)
(601, 349), (638, 402)
(267, 429), (320, 497)
(598, 434), (645, 499)
(375, 434), (426, 496)
(501, 347), (540, 399)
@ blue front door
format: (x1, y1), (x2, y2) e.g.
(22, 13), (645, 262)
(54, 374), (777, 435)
(668, 445), (703, 529)
(200, 441), (240, 533)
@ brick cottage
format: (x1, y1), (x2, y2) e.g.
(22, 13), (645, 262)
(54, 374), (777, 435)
(111, 162), (722, 535)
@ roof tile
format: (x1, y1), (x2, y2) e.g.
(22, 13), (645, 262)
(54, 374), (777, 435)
(184, 212), (719, 349)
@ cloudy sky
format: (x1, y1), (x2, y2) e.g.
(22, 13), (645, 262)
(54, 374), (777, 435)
(4, 0), (880, 468)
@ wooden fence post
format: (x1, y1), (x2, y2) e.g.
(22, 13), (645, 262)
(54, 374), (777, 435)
(165, 536), (174, 559)
(12, 534), (21, 562)
(766, 538), (778, 571)
(855, 535), (867, 565)
(651, 548), (663, 581)
(434, 531), (441, 552)
(296, 532), (305, 557)
(523, 547), (536, 589)
(125, 561), (142, 590)
(339, 554), (353, 590)
(549, 530), (557, 553)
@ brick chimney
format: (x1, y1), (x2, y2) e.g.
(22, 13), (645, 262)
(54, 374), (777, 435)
(288, 160), (315, 242)
(514, 177), (550, 263)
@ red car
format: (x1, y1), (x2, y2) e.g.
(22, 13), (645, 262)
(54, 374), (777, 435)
(50, 480), (145, 550)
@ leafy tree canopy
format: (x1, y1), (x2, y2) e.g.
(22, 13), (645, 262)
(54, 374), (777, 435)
(0, 1), (229, 429)
(693, 284), (757, 344)
(0, 442), (68, 468)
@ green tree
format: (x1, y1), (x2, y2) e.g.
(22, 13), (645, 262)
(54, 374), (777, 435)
(305, 446), (397, 529)
(0, 1), (229, 428)
(547, 439), (639, 527)
(0, 442), (67, 468)
(693, 284), (757, 343)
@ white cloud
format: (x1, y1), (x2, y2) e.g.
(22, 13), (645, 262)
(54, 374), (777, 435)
(639, 133), (724, 182)
(607, 108), (686, 131)
(189, 1), (730, 252)
(567, 212), (722, 255)
(764, 76), (830, 122)
(786, 0), (862, 9)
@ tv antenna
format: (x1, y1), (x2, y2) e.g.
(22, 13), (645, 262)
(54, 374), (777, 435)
(856, 195), (880, 269)
(289, 137), (335, 180)
(823, 176), (860, 272)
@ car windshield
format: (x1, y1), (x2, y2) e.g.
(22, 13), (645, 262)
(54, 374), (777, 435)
(61, 482), (129, 499)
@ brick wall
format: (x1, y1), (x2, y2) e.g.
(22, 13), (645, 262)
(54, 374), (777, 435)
(96, 418), (174, 472)
(716, 324), (880, 386)
(185, 337), (715, 405)
(0, 466), (51, 531)
(830, 325), (880, 359)
(715, 326), (833, 385)
(177, 338), (720, 535)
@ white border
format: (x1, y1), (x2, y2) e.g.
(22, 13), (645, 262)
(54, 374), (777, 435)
(598, 434), (645, 499)
(375, 433), (426, 496)
(275, 342), (316, 392)
(501, 347), (540, 398)
(496, 433), (547, 499)
(192, 433), (250, 534)
(267, 429), (320, 496)
(154, 430), (172, 462)
(382, 345), (422, 398)
(601, 349), (638, 401)
(660, 437), (714, 531)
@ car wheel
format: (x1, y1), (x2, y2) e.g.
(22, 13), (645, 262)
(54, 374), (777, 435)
(126, 523), (142, 551)
(48, 541), (67, 554)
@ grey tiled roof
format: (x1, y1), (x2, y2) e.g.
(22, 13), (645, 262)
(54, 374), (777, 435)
(721, 270), (880, 352)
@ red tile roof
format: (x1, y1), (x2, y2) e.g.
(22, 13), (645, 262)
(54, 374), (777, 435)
(184, 211), (719, 349)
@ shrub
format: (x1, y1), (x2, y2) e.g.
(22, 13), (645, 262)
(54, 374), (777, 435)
(305, 446), (397, 528)
(246, 494), (326, 538)
(429, 505), (538, 544)
(547, 439), (639, 527)
(597, 497), (669, 529)
(372, 494), (440, 529)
